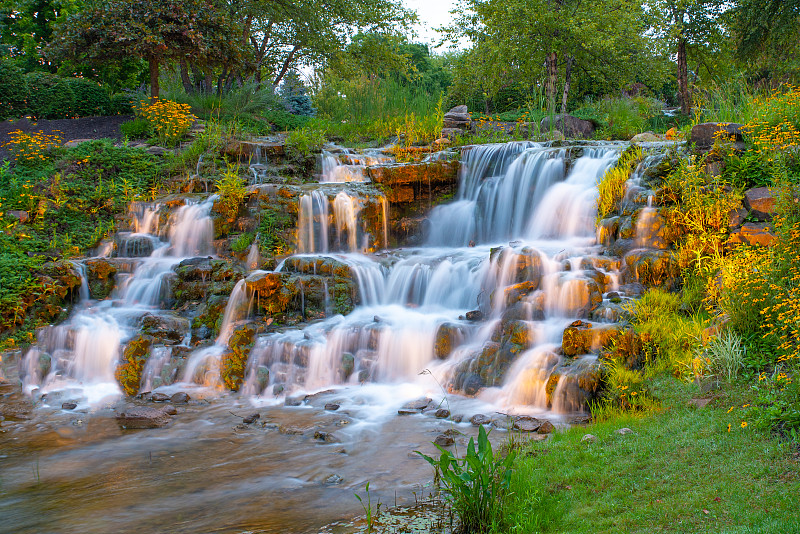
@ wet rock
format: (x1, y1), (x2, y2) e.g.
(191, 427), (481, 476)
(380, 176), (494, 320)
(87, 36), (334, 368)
(537, 421), (555, 434)
(245, 271), (294, 314)
(255, 366), (270, 394)
(744, 187), (776, 221)
(324, 403), (340, 411)
(85, 258), (118, 299)
(462, 373), (484, 396)
(562, 321), (622, 357)
(622, 250), (680, 290)
(61, 402), (77, 410)
(491, 415), (514, 430)
(540, 114), (596, 138)
(116, 407), (171, 429)
(116, 334), (156, 396)
(465, 310), (483, 321)
(284, 397), (303, 407)
(513, 416), (543, 432)
(434, 323), (464, 360)
(728, 223), (778, 247)
(221, 322), (258, 391)
(690, 122), (745, 153)
(323, 474), (344, 485)
(580, 433), (597, 443)
(273, 384), (285, 396)
(340, 352), (355, 380)
(470, 414), (491, 426)
(161, 405), (178, 416)
(434, 408), (451, 419)
(314, 431), (339, 443)
(434, 434), (455, 447)
(151, 392), (170, 402)
(404, 397), (432, 411)
(170, 392), (190, 404)
(140, 314), (190, 345)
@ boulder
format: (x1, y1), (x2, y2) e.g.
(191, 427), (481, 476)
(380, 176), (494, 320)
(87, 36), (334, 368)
(402, 397), (432, 412)
(170, 392), (190, 404)
(728, 223), (778, 247)
(537, 420), (555, 434)
(630, 132), (662, 143)
(6, 210), (29, 223)
(513, 416), (543, 432)
(562, 321), (622, 357)
(434, 434), (455, 447)
(151, 392), (170, 402)
(434, 323), (464, 360)
(727, 207), (748, 228)
(743, 187), (776, 221)
(140, 314), (191, 345)
(470, 414), (492, 426)
(540, 114), (596, 139)
(443, 105), (471, 130)
(690, 122), (745, 153)
(61, 402), (78, 410)
(115, 406), (171, 429)
(434, 408), (451, 419)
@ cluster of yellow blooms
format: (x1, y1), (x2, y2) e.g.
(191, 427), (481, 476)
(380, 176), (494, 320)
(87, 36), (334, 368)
(134, 98), (196, 147)
(2, 130), (62, 163)
(743, 85), (800, 153)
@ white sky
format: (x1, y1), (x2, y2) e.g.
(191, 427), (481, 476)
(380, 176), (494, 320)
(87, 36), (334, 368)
(403, 0), (458, 48)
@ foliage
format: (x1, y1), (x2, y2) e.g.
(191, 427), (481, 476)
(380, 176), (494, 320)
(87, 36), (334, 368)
(109, 93), (135, 115)
(732, 0), (800, 77)
(660, 154), (743, 272)
(25, 71), (75, 119)
(65, 77), (111, 117)
(280, 70), (315, 117)
(214, 163), (247, 222)
(230, 232), (254, 254)
(597, 146), (642, 220)
(2, 130), (63, 164)
(49, 0), (243, 98)
(742, 85), (800, 154)
(417, 425), (515, 534)
(120, 118), (152, 140)
(257, 207), (291, 257)
(285, 126), (327, 157)
(576, 96), (663, 139)
(133, 98), (196, 147)
(750, 367), (800, 440)
(0, 58), (29, 119)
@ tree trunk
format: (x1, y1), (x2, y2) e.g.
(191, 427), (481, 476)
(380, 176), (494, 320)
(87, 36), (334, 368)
(561, 54), (574, 114)
(546, 52), (558, 115)
(204, 72), (213, 94)
(180, 60), (194, 94)
(273, 45), (300, 87)
(677, 38), (691, 116)
(149, 57), (160, 100)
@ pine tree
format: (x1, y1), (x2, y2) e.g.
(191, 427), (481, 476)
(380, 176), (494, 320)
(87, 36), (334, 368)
(280, 70), (315, 116)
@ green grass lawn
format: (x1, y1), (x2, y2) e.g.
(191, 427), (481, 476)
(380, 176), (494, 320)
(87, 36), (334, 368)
(502, 376), (800, 534)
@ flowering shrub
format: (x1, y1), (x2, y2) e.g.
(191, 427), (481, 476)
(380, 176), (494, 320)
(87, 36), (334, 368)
(134, 98), (196, 147)
(2, 130), (63, 164)
(743, 85), (800, 154)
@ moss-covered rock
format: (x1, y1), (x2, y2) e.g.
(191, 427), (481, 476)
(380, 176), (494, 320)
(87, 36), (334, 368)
(85, 258), (117, 300)
(221, 322), (257, 391)
(116, 334), (154, 396)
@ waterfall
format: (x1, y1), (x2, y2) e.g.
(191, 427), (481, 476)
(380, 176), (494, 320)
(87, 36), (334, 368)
(20, 196), (217, 402)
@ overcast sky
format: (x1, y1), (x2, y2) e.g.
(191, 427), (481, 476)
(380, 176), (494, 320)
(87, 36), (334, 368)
(403, 0), (457, 48)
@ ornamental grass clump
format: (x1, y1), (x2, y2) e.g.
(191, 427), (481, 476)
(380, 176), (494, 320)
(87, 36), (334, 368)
(134, 98), (196, 147)
(596, 146), (642, 221)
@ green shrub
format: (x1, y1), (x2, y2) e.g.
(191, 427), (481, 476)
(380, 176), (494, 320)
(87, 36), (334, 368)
(230, 233), (255, 253)
(285, 126), (327, 156)
(417, 425), (515, 533)
(120, 118), (152, 139)
(25, 72), (75, 120)
(109, 93), (135, 115)
(66, 78), (111, 117)
(0, 59), (28, 119)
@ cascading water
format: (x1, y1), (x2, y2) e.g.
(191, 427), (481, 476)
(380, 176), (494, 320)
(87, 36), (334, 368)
(320, 148), (393, 183)
(230, 142), (625, 416)
(20, 197), (217, 403)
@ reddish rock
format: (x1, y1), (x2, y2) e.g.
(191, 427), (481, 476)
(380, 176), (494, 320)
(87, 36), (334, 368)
(728, 223), (778, 247)
(744, 187), (776, 221)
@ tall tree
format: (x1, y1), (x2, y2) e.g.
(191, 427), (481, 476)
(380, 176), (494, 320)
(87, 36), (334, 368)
(49, 0), (242, 98)
(444, 0), (664, 114)
(732, 0), (800, 76)
(0, 0), (80, 70)
(646, 0), (727, 115)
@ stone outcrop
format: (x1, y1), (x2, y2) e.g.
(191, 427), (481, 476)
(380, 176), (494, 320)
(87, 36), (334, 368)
(540, 114), (596, 138)
(690, 122), (745, 153)
(443, 105), (471, 130)
(115, 406), (172, 429)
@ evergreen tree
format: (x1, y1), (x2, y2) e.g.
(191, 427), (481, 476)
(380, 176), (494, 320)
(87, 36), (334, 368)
(280, 70), (315, 116)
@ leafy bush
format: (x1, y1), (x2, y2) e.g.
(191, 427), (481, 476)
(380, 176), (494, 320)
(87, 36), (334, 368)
(66, 78), (111, 117)
(285, 126), (327, 156)
(25, 72), (75, 120)
(417, 425), (515, 534)
(109, 93), (135, 115)
(120, 118), (152, 139)
(0, 59), (28, 119)
(576, 96), (663, 139)
(230, 232), (254, 253)
(214, 163), (248, 221)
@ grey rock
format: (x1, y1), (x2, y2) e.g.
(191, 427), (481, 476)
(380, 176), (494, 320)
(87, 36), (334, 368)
(434, 434), (455, 447)
(116, 407), (171, 429)
(161, 405), (178, 416)
(324, 403), (340, 411)
(470, 414), (491, 426)
(324, 474), (344, 485)
(402, 397), (432, 411)
(615, 427), (635, 435)
(434, 408), (451, 419)
(581, 433), (597, 443)
(151, 392), (170, 402)
(744, 187), (776, 221)
(537, 421), (555, 434)
(61, 402), (78, 410)
(243, 413), (260, 424)
(170, 392), (190, 404)
(540, 114), (596, 138)
(513, 416), (543, 432)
